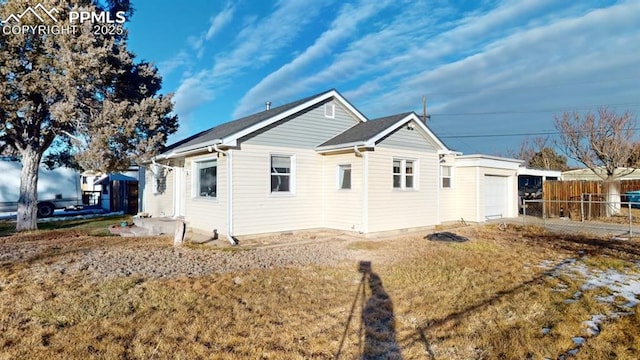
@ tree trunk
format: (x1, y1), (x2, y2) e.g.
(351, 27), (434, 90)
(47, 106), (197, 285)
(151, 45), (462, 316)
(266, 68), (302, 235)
(16, 148), (43, 231)
(604, 178), (621, 217)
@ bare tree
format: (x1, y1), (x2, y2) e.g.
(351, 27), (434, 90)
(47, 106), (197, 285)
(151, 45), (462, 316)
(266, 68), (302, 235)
(554, 108), (638, 215)
(508, 136), (568, 170)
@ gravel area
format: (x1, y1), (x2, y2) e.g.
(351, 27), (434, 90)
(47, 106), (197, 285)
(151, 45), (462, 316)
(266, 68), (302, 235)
(0, 229), (393, 280)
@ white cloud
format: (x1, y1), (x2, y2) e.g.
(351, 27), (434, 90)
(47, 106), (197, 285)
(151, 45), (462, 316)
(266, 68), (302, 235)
(233, 0), (394, 117)
(172, 74), (216, 119)
(206, 3), (235, 41)
(211, 0), (327, 78)
(157, 50), (191, 77)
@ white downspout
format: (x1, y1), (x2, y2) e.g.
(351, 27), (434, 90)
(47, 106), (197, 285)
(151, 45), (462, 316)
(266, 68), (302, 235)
(209, 145), (236, 245)
(226, 149), (236, 245)
(361, 151), (368, 234)
(476, 167), (481, 222)
(436, 159), (441, 224)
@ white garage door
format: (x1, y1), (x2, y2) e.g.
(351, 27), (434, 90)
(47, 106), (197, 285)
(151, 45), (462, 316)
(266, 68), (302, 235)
(485, 175), (508, 219)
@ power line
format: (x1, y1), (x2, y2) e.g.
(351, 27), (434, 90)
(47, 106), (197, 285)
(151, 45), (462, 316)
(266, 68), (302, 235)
(423, 75), (640, 97)
(430, 103), (640, 117)
(439, 127), (640, 139)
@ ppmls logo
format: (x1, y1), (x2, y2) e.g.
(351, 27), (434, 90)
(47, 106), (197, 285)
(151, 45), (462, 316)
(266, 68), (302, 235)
(3, 3), (59, 23)
(1, 3), (126, 36)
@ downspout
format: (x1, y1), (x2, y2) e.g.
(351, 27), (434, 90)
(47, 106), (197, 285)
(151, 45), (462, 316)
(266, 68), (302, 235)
(208, 145), (236, 245)
(476, 167), (481, 222)
(357, 147), (369, 234)
(225, 149), (237, 245)
(436, 158), (441, 224)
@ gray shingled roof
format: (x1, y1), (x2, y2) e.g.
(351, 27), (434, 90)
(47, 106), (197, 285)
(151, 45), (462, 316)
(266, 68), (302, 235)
(318, 112), (413, 148)
(162, 89), (335, 155)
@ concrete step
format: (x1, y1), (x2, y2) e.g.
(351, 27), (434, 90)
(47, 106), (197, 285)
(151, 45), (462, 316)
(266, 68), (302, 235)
(133, 217), (184, 236)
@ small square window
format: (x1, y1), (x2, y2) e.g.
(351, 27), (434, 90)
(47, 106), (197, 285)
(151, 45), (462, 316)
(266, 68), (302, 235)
(338, 164), (351, 189)
(271, 155), (292, 192)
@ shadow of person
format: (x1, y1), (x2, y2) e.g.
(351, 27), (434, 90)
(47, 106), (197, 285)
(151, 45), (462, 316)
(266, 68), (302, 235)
(362, 272), (402, 360)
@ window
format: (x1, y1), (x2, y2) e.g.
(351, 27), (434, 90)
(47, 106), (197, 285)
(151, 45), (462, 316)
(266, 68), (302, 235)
(393, 160), (402, 188)
(405, 161), (414, 188)
(324, 103), (335, 118)
(393, 159), (416, 190)
(338, 164), (351, 190)
(271, 155), (292, 192)
(196, 159), (217, 197)
(441, 165), (452, 188)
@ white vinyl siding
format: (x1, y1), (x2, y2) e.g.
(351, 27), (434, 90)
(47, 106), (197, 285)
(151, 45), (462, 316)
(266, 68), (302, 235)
(367, 147), (438, 233)
(184, 154), (228, 236)
(232, 144), (322, 235)
(323, 153), (362, 231)
(145, 166), (174, 218)
(448, 166), (478, 222)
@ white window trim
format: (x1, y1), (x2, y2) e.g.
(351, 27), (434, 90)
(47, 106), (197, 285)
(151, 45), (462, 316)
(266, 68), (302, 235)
(337, 164), (352, 190)
(324, 103), (335, 119)
(392, 158), (418, 191)
(192, 157), (218, 200)
(441, 165), (453, 189)
(270, 153), (296, 195)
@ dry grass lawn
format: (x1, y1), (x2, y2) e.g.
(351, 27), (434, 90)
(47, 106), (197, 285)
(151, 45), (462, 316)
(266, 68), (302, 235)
(1, 218), (639, 359)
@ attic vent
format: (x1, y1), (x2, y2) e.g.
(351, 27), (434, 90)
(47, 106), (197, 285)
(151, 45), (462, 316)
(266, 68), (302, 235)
(324, 103), (335, 119)
(265, 101), (271, 110)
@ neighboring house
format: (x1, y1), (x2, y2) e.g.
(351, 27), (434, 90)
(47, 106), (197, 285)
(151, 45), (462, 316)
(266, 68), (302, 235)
(562, 167), (640, 181)
(144, 89), (523, 242)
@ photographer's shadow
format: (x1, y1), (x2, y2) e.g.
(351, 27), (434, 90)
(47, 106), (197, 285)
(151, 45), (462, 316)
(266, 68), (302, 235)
(361, 270), (402, 359)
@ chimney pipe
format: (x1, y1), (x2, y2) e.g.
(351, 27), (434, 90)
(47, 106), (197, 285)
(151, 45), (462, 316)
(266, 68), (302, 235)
(265, 101), (271, 111)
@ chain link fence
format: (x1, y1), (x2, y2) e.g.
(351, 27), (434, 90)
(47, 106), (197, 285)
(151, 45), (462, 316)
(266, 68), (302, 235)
(522, 198), (639, 239)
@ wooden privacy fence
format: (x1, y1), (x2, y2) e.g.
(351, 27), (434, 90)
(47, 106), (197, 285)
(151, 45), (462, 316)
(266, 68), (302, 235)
(542, 179), (640, 218)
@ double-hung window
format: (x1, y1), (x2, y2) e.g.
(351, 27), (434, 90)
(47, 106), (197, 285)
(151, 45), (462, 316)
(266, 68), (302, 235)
(441, 165), (452, 188)
(393, 159), (416, 190)
(196, 159), (217, 197)
(271, 155), (293, 192)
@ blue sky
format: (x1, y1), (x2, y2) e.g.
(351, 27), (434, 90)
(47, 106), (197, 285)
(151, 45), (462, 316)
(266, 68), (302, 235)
(126, 0), (640, 156)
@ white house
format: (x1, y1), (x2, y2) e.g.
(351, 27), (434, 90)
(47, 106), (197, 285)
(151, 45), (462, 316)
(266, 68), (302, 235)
(562, 167), (640, 181)
(144, 89), (523, 242)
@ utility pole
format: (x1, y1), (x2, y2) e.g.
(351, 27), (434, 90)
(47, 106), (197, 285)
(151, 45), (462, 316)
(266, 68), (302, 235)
(422, 96), (431, 123)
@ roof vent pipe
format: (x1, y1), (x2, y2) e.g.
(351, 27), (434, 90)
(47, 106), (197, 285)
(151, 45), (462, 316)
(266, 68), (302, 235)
(265, 101), (271, 110)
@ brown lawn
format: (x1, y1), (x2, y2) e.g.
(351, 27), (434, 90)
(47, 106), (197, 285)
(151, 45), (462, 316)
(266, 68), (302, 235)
(0, 218), (639, 359)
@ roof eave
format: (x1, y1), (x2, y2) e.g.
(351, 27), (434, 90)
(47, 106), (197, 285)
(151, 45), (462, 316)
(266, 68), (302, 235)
(315, 141), (367, 153)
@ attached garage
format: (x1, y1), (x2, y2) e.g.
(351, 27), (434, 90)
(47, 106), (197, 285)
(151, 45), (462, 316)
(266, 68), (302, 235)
(484, 175), (509, 219)
(446, 155), (523, 223)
